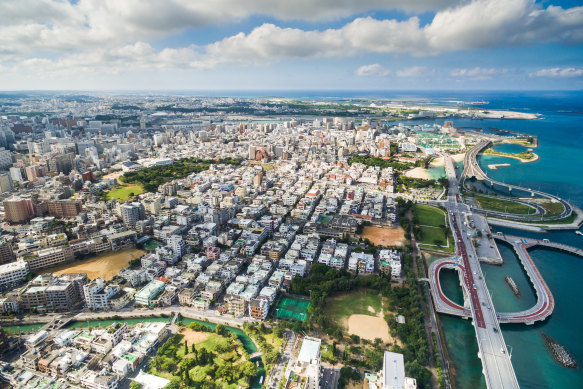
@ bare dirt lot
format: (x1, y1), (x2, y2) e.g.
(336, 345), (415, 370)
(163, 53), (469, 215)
(181, 329), (210, 345)
(360, 225), (406, 247)
(347, 314), (401, 346)
(45, 248), (146, 280)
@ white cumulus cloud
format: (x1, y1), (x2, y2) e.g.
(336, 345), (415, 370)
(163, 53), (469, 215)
(355, 64), (391, 77)
(530, 67), (583, 77)
(450, 67), (507, 79)
(397, 66), (431, 77)
(1, 0), (583, 78)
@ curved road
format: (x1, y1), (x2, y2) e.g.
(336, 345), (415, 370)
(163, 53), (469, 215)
(462, 140), (573, 221)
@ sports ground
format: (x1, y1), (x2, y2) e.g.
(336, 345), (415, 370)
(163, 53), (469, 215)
(274, 296), (311, 321)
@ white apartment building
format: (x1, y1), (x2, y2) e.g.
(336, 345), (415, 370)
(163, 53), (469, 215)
(0, 260), (29, 288)
(83, 278), (119, 310)
(121, 202), (146, 228)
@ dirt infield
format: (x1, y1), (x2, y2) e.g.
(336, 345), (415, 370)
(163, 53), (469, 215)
(360, 225), (406, 247)
(181, 329), (210, 345)
(347, 314), (401, 345)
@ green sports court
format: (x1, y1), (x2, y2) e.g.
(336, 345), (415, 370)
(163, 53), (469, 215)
(274, 296), (311, 321)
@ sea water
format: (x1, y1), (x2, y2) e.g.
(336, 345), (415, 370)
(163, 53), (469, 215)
(419, 91), (583, 389)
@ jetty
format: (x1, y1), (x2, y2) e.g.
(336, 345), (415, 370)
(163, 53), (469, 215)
(504, 276), (520, 296)
(541, 333), (577, 368)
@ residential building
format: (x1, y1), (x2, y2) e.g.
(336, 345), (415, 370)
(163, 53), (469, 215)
(47, 200), (83, 218)
(107, 230), (137, 251)
(3, 197), (34, 223)
(0, 260), (28, 289)
(121, 202), (146, 228)
(21, 246), (74, 271)
(83, 278), (119, 310)
(135, 280), (165, 306)
(250, 298), (269, 320)
(0, 172), (13, 194)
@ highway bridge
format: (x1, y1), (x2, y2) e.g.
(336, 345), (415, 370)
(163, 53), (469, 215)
(461, 140), (573, 221)
(437, 157), (520, 389)
(429, 249), (555, 325)
(432, 233), (582, 325)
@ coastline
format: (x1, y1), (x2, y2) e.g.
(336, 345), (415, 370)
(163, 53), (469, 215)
(431, 153), (466, 167)
(404, 166), (431, 179)
(482, 150), (540, 163)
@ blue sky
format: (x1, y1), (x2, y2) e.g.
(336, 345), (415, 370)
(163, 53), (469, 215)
(0, 0), (582, 90)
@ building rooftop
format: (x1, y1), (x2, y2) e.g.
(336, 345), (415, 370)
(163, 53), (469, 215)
(383, 351), (405, 389)
(297, 337), (321, 363)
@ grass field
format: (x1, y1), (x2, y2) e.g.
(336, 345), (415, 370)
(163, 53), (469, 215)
(539, 201), (565, 217)
(415, 204), (446, 227)
(414, 204), (451, 250)
(106, 183), (144, 201)
(324, 289), (384, 326)
(474, 195), (532, 214)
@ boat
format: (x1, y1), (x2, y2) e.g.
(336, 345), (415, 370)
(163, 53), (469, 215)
(504, 276), (520, 296)
(575, 231), (583, 236)
(541, 332), (578, 368)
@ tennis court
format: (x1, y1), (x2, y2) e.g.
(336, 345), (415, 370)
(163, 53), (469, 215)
(274, 296), (311, 321)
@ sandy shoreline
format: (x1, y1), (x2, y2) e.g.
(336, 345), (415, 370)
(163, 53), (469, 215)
(430, 153), (466, 167)
(404, 167), (431, 180)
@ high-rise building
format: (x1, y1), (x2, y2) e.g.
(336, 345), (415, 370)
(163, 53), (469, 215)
(3, 197), (34, 223)
(9, 167), (23, 183)
(121, 202), (146, 228)
(0, 240), (14, 264)
(47, 153), (75, 174)
(168, 235), (187, 258)
(47, 200), (83, 218)
(0, 172), (13, 194)
(253, 171), (263, 187)
(25, 164), (46, 181)
(0, 148), (12, 169)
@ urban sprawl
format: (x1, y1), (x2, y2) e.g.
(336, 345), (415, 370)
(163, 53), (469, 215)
(0, 94), (516, 389)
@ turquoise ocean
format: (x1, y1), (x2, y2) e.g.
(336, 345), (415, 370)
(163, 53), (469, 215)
(397, 91), (583, 389)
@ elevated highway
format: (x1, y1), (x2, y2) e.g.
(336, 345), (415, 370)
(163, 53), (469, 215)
(461, 141), (573, 221)
(438, 155), (520, 389)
